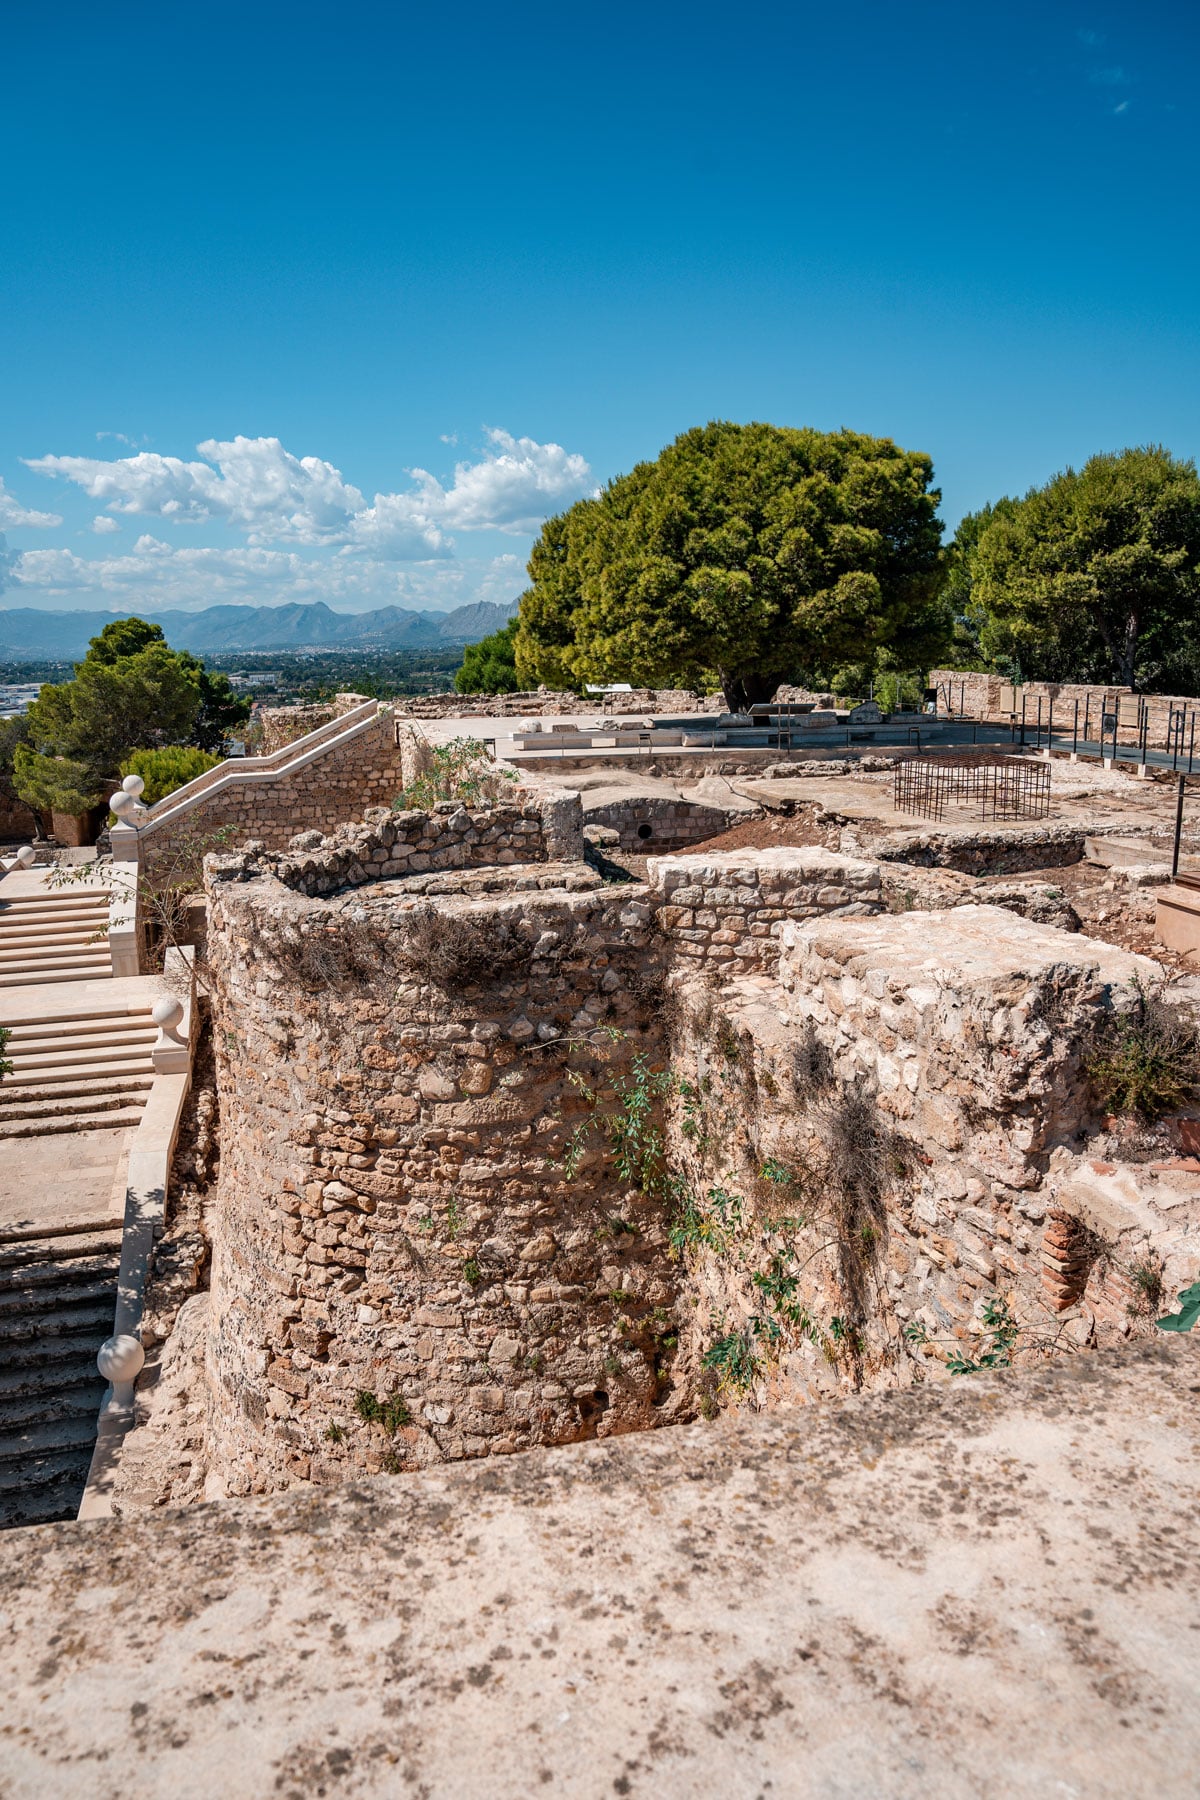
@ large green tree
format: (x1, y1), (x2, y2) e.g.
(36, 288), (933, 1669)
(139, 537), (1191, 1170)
(967, 447), (1200, 690)
(514, 421), (949, 710)
(13, 616), (248, 816)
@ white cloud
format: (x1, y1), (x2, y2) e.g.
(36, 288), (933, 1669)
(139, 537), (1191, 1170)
(26, 428), (593, 557)
(91, 514), (120, 534)
(0, 478), (61, 530)
(5, 534), (529, 614)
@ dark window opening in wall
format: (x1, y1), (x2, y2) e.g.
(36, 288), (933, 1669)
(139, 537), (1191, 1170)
(637, 824), (653, 840)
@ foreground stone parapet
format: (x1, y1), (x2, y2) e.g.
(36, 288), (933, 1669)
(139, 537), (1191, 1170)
(647, 845), (882, 972)
(2, 1339), (1197, 1797)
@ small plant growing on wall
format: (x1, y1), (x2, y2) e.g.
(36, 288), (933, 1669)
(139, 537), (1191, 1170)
(394, 736), (516, 811)
(354, 1390), (411, 1433)
(1085, 980), (1200, 1121)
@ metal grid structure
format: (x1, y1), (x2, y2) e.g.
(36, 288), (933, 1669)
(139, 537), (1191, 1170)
(893, 753), (1051, 823)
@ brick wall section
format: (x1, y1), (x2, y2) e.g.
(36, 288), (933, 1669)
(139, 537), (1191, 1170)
(646, 847), (882, 973)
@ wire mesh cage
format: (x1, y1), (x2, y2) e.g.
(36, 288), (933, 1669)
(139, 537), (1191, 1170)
(893, 753), (1051, 823)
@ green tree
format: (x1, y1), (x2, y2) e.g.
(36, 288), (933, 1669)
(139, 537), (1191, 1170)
(455, 618), (521, 694)
(13, 615), (217, 816)
(969, 447), (1200, 690)
(514, 421), (948, 711)
(119, 745), (222, 805)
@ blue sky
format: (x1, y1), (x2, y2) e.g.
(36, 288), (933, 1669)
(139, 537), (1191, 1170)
(1, 0), (1197, 615)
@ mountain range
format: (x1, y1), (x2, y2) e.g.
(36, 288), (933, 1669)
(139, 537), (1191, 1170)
(0, 599), (518, 659)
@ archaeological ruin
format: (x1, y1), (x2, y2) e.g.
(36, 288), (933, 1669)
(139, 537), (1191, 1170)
(2, 684), (1199, 1793)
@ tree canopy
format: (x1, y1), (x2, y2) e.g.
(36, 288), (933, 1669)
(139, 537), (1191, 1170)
(514, 421), (949, 709)
(455, 618), (520, 694)
(14, 617), (250, 818)
(961, 447), (1200, 690)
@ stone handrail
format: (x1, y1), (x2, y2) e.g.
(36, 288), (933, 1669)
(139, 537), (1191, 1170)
(143, 697), (380, 816)
(77, 945), (198, 1520)
(111, 699), (384, 864)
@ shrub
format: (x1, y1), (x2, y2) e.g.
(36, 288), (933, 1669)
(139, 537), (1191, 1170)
(394, 737), (515, 810)
(1086, 982), (1200, 1121)
(396, 906), (530, 991)
(119, 745), (221, 807)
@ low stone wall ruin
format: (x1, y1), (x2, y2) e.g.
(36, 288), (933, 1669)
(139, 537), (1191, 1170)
(393, 688), (724, 719)
(192, 815), (1198, 1504)
(258, 692), (370, 755)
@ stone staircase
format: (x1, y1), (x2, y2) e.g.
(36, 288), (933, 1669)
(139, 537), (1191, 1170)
(0, 886), (112, 988)
(0, 1218), (123, 1527)
(0, 1006), (156, 1137)
(0, 1000), (156, 1526)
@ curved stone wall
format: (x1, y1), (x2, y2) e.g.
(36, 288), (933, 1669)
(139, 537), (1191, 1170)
(203, 864), (682, 1496)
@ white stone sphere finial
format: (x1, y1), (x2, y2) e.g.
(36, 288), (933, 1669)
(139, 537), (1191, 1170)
(152, 994), (186, 1044)
(14, 845), (35, 869)
(110, 790), (137, 818)
(97, 1333), (145, 1385)
(121, 773), (145, 798)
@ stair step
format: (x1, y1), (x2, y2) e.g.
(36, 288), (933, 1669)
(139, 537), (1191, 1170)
(0, 1417), (101, 1471)
(0, 1355), (108, 1400)
(0, 967), (111, 988)
(0, 1319), (114, 1360)
(0, 950), (112, 971)
(0, 1092), (148, 1123)
(0, 1332), (112, 1368)
(7, 1027), (156, 1053)
(7, 1014), (152, 1042)
(0, 1227), (123, 1269)
(6, 1041), (156, 1070)
(0, 1461), (95, 1528)
(1, 1255), (119, 1294)
(0, 1107), (146, 1139)
(0, 1381), (106, 1431)
(0, 1288), (117, 1332)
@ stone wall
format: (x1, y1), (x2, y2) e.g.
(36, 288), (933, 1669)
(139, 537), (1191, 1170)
(658, 904), (1193, 1412)
(268, 788), (584, 897)
(259, 692), (370, 755)
(929, 669), (1199, 748)
(646, 847), (883, 973)
(194, 839), (1200, 1501)
(140, 709), (411, 872)
(869, 822), (1087, 875)
(202, 867), (680, 1496)
(580, 792), (736, 853)
(393, 688), (724, 718)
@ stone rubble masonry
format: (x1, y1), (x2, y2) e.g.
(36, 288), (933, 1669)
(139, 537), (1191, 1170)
(580, 792), (738, 853)
(196, 829), (1200, 1500)
(202, 864), (678, 1497)
(259, 693), (370, 756)
(871, 822), (1086, 875)
(264, 787), (585, 899)
(646, 846), (883, 972)
(657, 902), (1194, 1414)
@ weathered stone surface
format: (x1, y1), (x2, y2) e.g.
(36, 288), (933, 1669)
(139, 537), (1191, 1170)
(2, 1341), (1197, 1797)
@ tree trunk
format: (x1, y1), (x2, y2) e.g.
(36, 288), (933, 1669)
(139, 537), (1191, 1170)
(718, 668), (779, 713)
(1116, 610), (1139, 690)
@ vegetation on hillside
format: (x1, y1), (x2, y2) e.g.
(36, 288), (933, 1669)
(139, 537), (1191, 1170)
(455, 618), (520, 694)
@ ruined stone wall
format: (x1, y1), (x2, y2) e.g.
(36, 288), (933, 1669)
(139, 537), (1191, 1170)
(268, 789), (584, 898)
(393, 689), (724, 719)
(646, 847), (882, 974)
(198, 842), (1200, 1501)
(202, 869), (681, 1497)
(658, 905), (1194, 1411)
(259, 693), (370, 755)
(580, 793), (736, 853)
